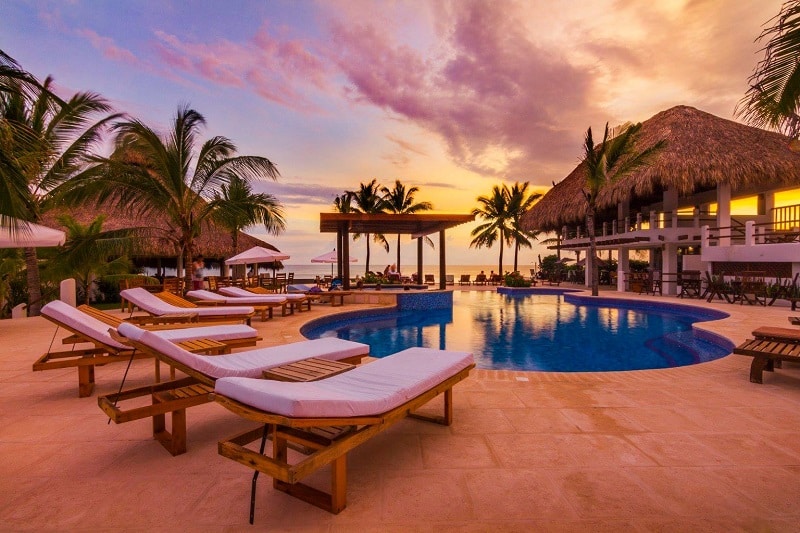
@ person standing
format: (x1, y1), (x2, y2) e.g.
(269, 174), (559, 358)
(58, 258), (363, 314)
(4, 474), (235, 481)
(192, 256), (205, 290)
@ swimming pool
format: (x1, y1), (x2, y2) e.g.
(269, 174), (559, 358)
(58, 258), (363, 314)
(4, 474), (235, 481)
(301, 291), (734, 372)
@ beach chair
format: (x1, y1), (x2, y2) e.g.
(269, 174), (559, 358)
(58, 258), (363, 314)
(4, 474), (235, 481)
(33, 300), (261, 397)
(424, 274), (435, 285)
(737, 271), (768, 306)
(213, 347), (474, 520)
(98, 322), (370, 455)
(734, 336), (800, 384)
(458, 274), (471, 285)
(222, 285), (311, 312)
(120, 288), (255, 324)
(445, 274), (454, 285)
(185, 289), (291, 319)
(474, 273), (487, 285)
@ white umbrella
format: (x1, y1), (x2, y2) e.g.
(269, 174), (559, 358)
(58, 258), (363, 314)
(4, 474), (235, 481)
(311, 249), (357, 277)
(225, 246), (289, 265)
(225, 246), (290, 279)
(0, 219), (65, 248)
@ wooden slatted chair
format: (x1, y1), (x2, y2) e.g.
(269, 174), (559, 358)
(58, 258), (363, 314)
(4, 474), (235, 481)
(98, 322), (369, 456)
(184, 289), (291, 319)
(120, 288), (255, 325)
(213, 347), (475, 521)
(33, 301), (261, 397)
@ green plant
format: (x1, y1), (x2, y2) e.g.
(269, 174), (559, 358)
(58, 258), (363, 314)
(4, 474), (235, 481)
(504, 271), (531, 287)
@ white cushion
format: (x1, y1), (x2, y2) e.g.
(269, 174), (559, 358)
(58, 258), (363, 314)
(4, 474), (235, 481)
(42, 300), (129, 350)
(186, 289), (287, 305)
(219, 286), (303, 301)
(154, 324), (257, 343)
(120, 287), (254, 317)
(117, 322), (369, 379)
(214, 348), (474, 417)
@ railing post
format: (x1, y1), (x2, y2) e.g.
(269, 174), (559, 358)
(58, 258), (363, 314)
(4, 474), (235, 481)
(562, 226), (568, 241)
(650, 211), (658, 229)
(745, 220), (755, 246)
(671, 211), (678, 229)
(612, 219), (617, 235)
(602, 222), (608, 236)
(635, 213), (642, 231)
(693, 207), (700, 228)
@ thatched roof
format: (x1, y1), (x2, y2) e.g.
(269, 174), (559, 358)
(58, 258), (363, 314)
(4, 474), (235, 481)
(523, 105), (800, 231)
(42, 202), (279, 259)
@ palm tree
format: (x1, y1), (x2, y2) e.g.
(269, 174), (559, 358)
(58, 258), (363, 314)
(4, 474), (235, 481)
(380, 180), (433, 270)
(0, 72), (119, 315)
(581, 123), (664, 296)
(505, 182), (541, 272)
(736, 2), (800, 137)
(213, 175), (285, 255)
(470, 185), (510, 275)
(48, 214), (134, 305)
(73, 105), (280, 289)
(348, 179), (388, 273)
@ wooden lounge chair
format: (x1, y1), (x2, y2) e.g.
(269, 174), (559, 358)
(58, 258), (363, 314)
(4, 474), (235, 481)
(790, 316), (800, 326)
(734, 337), (800, 384)
(213, 347), (475, 521)
(98, 322), (370, 455)
(445, 274), (454, 285)
(33, 300), (261, 397)
(424, 274), (435, 285)
(185, 289), (291, 319)
(458, 274), (471, 285)
(474, 274), (487, 285)
(225, 286), (311, 312)
(120, 288), (255, 325)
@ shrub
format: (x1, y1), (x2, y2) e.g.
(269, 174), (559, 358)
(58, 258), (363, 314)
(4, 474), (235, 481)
(504, 271), (531, 287)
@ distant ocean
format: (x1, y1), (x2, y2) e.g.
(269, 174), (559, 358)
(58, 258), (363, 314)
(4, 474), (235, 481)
(143, 263), (537, 280)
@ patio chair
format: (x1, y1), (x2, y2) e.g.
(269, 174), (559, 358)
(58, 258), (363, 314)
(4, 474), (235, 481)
(678, 271), (702, 298)
(214, 347), (475, 520)
(424, 274), (435, 285)
(185, 289), (292, 319)
(33, 300), (261, 397)
(445, 274), (454, 285)
(458, 274), (471, 285)
(120, 288), (255, 325)
(737, 271), (768, 306)
(703, 272), (732, 303)
(222, 285), (311, 312)
(98, 322), (370, 455)
(474, 273), (488, 285)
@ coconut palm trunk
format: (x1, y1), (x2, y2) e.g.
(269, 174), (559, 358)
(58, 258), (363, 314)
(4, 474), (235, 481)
(23, 247), (42, 316)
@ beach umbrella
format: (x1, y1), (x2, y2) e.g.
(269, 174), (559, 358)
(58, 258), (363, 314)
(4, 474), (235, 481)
(311, 248), (357, 277)
(0, 219), (65, 248)
(225, 246), (290, 278)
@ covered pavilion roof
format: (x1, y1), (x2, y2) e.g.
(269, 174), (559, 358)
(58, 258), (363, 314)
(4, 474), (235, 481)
(319, 213), (474, 238)
(319, 212), (475, 290)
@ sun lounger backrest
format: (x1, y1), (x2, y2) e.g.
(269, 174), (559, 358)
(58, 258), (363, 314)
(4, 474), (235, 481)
(185, 289), (228, 302)
(116, 322), (369, 380)
(120, 287), (184, 315)
(42, 300), (131, 351)
(215, 347), (474, 417)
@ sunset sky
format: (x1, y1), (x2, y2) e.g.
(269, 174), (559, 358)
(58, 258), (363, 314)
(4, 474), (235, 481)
(0, 0), (788, 267)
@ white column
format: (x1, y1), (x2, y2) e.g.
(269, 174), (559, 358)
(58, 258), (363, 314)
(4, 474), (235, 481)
(663, 243), (679, 296)
(60, 278), (77, 306)
(617, 248), (629, 292)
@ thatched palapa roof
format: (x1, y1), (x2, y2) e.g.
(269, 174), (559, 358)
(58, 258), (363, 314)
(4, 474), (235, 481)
(523, 105), (800, 231)
(42, 202), (279, 259)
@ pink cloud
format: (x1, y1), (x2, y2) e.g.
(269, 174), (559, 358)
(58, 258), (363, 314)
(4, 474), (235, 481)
(152, 24), (329, 112)
(76, 29), (140, 65)
(326, 0), (599, 184)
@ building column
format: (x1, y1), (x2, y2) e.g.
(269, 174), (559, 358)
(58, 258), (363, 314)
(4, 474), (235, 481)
(439, 230), (446, 290)
(663, 243), (679, 295)
(617, 248), (629, 292)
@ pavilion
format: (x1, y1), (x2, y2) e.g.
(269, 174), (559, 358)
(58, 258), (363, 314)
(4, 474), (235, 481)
(319, 213), (475, 290)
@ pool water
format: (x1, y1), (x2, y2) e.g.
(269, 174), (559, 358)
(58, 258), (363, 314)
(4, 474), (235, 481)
(302, 291), (733, 372)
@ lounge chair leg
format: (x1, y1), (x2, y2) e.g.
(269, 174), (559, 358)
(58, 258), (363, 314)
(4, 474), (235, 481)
(78, 365), (95, 398)
(249, 424), (270, 525)
(152, 407), (188, 456)
(750, 356), (769, 384)
(330, 455), (347, 513)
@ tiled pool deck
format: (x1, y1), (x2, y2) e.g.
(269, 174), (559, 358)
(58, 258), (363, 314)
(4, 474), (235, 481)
(2, 286), (800, 531)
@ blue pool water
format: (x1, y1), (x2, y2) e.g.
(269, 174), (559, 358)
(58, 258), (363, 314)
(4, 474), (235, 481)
(301, 291), (734, 372)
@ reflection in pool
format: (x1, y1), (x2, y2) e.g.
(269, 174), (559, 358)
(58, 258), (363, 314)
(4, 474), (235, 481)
(301, 291), (733, 372)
